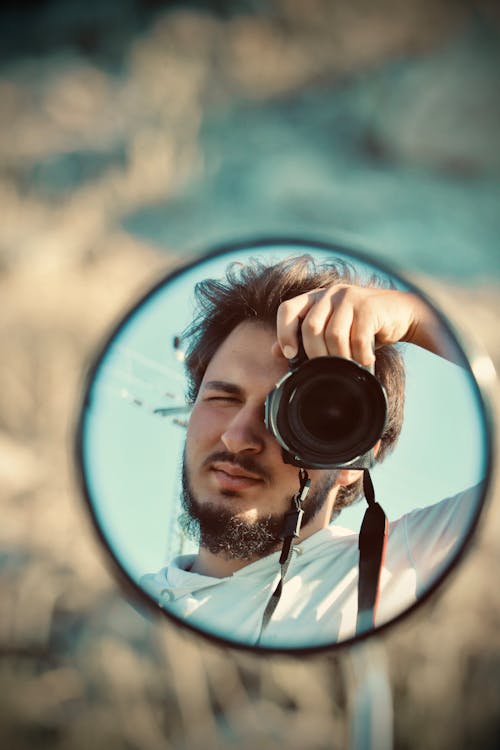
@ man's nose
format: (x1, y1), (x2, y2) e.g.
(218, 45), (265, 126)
(221, 406), (266, 454)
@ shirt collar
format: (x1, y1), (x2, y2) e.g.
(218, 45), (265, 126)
(167, 523), (356, 584)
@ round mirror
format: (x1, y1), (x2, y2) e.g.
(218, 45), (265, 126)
(75, 238), (493, 653)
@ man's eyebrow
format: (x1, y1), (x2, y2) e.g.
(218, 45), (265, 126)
(202, 380), (244, 396)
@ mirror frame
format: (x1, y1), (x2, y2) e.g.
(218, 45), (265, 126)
(74, 236), (495, 655)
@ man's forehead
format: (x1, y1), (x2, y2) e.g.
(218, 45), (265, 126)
(210, 320), (274, 357)
(201, 320), (286, 387)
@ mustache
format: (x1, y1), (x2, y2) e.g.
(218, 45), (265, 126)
(201, 450), (272, 483)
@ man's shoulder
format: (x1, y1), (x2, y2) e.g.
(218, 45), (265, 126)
(140, 553), (196, 591)
(393, 484), (482, 530)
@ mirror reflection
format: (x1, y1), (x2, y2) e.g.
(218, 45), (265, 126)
(79, 240), (489, 651)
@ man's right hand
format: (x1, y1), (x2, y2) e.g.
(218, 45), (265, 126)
(274, 284), (455, 366)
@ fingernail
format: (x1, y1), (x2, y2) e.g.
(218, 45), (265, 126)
(283, 345), (296, 359)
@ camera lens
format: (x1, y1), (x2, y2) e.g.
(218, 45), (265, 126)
(269, 357), (387, 468)
(295, 375), (365, 445)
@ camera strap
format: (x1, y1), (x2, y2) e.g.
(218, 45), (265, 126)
(257, 468), (387, 642)
(257, 468), (311, 642)
(356, 469), (388, 635)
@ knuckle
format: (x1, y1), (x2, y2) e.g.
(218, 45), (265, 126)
(277, 299), (292, 320)
(351, 333), (366, 350)
(325, 327), (343, 346)
(302, 315), (322, 335)
(335, 284), (352, 299)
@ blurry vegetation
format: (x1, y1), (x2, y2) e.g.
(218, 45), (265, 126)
(0, 1), (499, 749)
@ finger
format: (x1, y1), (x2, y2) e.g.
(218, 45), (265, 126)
(349, 307), (376, 367)
(270, 340), (288, 362)
(300, 295), (336, 358)
(323, 302), (354, 359)
(276, 292), (318, 359)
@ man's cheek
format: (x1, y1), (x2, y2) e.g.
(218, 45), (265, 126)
(189, 406), (213, 441)
(186, 410), (203, 449)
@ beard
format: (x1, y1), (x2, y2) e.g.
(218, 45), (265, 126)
(180, 451), (337, 561)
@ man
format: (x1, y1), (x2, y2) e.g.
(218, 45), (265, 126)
(142, 255), (476, 648)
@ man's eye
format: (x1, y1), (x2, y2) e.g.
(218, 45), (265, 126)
(206, 396), (238, 403)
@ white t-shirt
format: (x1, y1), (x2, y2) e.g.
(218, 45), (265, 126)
(141, 488), (478, 649)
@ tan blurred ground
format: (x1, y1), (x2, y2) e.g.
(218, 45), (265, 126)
(1, 3), (500, 749)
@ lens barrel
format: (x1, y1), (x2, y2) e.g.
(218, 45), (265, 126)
(265, 357), (387, 469)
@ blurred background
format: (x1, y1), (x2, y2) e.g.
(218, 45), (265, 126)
(1, 1), (499, 748)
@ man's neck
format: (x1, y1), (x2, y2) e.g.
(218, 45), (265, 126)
(189, 512), (331, 578)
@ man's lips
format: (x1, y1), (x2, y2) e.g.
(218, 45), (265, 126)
(210, 461), (264, 491)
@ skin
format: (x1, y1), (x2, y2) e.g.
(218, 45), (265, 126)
(274, 284), (457, 365)
(185, 284), (451, 578)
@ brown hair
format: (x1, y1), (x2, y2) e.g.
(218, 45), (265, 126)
(183, 255), (405, 512)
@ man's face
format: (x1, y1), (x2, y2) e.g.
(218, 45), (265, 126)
(182, 321), (339, 559)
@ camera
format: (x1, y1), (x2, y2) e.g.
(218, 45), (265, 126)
(264, 343), (387, 470)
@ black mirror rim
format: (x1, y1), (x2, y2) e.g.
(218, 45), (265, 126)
(74, 234), (496, 657)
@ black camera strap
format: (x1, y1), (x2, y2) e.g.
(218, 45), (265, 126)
(257, 468), (387, 643)
(257, 468), (310, 642)
(356, 469), (388, 635)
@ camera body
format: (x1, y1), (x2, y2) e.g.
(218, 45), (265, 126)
(264, 349), (387, 471)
